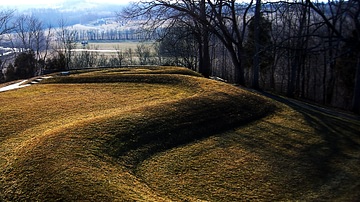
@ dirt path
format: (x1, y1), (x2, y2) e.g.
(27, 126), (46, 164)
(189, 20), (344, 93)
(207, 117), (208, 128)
(259, 91), (360, 121)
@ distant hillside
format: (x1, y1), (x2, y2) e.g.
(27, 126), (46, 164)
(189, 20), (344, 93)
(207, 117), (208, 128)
(14, 0), (125, 27)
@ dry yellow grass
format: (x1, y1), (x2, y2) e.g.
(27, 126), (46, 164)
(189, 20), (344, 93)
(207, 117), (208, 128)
(138, 100), (360, 201)
(1, 66), (359, 201)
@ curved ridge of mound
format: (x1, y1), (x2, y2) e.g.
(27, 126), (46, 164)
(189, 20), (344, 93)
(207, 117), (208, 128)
(0, 67), (276, 201)
(43, 66), (203, 85)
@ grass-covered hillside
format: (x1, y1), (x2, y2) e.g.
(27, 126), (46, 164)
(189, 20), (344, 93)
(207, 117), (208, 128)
(1, 66), (359, 201)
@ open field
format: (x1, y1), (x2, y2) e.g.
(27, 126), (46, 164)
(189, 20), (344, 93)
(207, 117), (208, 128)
(78, 41), (154, 50)
(74, 41), (154, 53)
(1, 66), (360, 201)
(70, 41), (156, 64)
(50, 41), (154, 59)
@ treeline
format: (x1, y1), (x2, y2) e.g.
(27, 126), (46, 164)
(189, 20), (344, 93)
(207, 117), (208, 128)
(75, 27), (156, 41)
(0, 11), (61, 81)
(121, 0), (360, 113)
(0, 9), (154, 83)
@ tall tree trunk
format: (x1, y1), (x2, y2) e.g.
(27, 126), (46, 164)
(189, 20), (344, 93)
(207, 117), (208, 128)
(252, 0), (261, 90)
(352, 53), (360, 114)
(325, 34), (336, 105)
(198, 0), (211, 78)
(236, 46), (245, 85)
(322, 51), (327, 104)
(287, 1), (308, 98)
(287, 53), (299, 97)
(200, 32), (211, 77)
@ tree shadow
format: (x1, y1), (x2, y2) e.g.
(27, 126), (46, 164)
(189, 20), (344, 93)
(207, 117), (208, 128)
(232, 91), (360, 200)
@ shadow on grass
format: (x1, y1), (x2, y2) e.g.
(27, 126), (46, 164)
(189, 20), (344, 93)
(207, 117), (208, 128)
(103, 91), (277, 169)
(234, 91), (360, 200)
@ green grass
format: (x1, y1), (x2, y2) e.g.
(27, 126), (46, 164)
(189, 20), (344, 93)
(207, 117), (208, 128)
(1, 66), (359, 201)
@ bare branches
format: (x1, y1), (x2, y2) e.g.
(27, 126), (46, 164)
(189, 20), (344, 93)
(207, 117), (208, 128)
(0, 9), (15, 38)
(57, 18), (78, 70)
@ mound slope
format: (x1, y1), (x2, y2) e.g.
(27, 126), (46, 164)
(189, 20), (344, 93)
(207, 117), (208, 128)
(0, 67), (275, 201)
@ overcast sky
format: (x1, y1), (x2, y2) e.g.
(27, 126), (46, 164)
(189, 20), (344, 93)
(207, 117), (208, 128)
(1, 0), (130, 7)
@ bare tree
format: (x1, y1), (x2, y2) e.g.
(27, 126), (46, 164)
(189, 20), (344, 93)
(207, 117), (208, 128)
(40, 24), (54, 72)
(120, 1), (208, 78)
(125, 48), (134, 65)
(136, 44), (151, 65)
(114, 45), (125, 67)
(57, 19), (78, 70)
(120, 0), (359, 112)
(0, 9), (14, 38)
(0, 9), (15, 78)
(252, 0), (262, 89)
(13, 15), (52, 75)
(305, 0), (360, 113)
(121, 0), (255, 85)
(156, 26), (199, 68)
(199, 0), (211, 77)
(203, 0), (254, 85)
(286, 0), (311, 98)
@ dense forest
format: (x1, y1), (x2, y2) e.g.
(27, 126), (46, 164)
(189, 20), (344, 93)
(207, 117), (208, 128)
(0, 0), (359, 114)
(121, 0), (360, 114)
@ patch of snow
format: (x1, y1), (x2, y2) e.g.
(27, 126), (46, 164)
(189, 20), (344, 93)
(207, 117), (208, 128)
(0, 80), (31, 92)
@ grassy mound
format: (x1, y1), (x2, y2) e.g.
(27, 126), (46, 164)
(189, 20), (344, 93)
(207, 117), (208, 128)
(138, 105), (360, 201)
(43, 66), (203, 84)
(1, 66), (359, 201)
(0, 66), (276, 201)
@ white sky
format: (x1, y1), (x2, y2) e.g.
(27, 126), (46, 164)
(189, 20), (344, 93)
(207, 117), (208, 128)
(1, 0), (129, 7)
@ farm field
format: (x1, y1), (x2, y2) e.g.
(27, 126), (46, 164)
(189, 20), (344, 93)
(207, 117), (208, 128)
(49, 40), (154, 59)
(0, 66), (360, 201)
(74, 40), (154, 52)
(70, 41), (156, 64)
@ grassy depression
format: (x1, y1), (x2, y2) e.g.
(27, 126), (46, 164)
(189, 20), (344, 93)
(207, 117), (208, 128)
(1, 66), (359, 201)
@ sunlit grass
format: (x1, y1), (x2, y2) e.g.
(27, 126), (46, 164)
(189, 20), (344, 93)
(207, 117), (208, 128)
(0, 66), (274, 201)
(1, 66), (359, 201)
